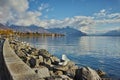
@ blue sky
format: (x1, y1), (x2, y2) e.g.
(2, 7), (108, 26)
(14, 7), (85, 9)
(28, 0), (120, 19)
(0, 0), (120, 34)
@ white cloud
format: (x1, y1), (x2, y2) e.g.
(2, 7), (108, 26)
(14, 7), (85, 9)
(0, 0), (42, 26)
(95, 19), (120, 24)
(14, 11), (42, 26)
(92, 9), (120, 25)
(93, 9), (107, 19)
(38, 3), (49, 11)
(100, 9), (106, 13)
(107, 13), (120, 19)
(9, 0), (29, 13)
(94, 9), (120, 24)
(94, 9), (120, 19)
(37, 16), (95, 33)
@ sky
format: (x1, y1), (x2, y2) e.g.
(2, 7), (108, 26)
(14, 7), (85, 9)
(0, 0), (120, 34)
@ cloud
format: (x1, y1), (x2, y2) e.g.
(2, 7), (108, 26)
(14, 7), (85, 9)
(9, 0), (29, 13)
(95, 19), (120, 24)
(38, 3), (53, 13)
(0, 0), (29, 15)
(38, 3), (49, 11)
(94, 9), (120, 19)
(94, 9), (120, 24)
(92, 9), (120, 24)
(93, 9), (107, 19)
(38, 16), (95, 33)
(0, 0), (41, 26)
(107, 13), (120, 19)
(15, 11), (42, 26)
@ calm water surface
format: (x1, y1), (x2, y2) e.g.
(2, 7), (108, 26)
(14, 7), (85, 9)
(18, 36), (120, 79)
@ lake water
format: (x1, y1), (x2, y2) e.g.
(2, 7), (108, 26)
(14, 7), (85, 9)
(18, 36), (120, 79)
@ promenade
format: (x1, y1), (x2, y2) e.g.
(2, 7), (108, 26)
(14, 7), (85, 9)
(0, 39), (40, 80)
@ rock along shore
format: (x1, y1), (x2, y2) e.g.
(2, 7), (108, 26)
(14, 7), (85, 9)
(9, 39), (107, 80)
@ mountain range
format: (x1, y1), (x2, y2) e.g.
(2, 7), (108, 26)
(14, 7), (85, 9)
(47, 26), (87, 36)
(102, 29), (120, 36)
(9, 25), (50, 33)
(0, 23), (86, 36)
(0, 23), (10, 30)
(1, 23), (119, 36)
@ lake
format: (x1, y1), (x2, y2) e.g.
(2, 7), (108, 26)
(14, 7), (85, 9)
(18, 36), (120, 79)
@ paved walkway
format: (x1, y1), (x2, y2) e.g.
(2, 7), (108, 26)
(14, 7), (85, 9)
(3, 39), (40, 80)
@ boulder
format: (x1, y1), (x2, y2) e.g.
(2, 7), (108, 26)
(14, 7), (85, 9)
(39, 56), (44, 62)
(29, 48), (39, 56)
(31, 55), (39, 59)
(16, 50), (27, 58)
(33, 66), (50, 78)
(31, 50), (39, 56)
(66, 66), (78, 78)
(49, 71), (54, 76)
(28, 57), (36, 68)
(55, 71), (63, 75)
(66, 61), (76, 68)
(38, 49), (51, 58)
(26, 46), (32, 50)
(20, 48), (28, 55)
(96, 69), (106, 77)
(36, 57), (44, 67)
(54, 61), (77, 72)
(43, 58), (51, 65)
(20, 56), (27, 63)
(46, 75), (73, 80)
(74, 67), (101, 80)
(50, 56), (60, 64)
(53, 65), (69, 71)
(45, 76), (62, 80)
(26, 57), (31, 66)
(60, 75), (73, 80)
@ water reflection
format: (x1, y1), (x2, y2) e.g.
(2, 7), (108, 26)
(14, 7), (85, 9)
(18, 36), (120, 57)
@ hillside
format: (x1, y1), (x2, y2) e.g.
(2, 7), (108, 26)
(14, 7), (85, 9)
(0, 23), (14, 35)
(102, 29), (120, 36)
(0, 23), (86, 37)
(0, 23), (10, 30)
(9, 25), (50, 33)
(47, 26), (87, 36)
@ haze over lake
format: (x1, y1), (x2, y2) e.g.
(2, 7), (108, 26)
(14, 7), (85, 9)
(18, 36), (120, 79)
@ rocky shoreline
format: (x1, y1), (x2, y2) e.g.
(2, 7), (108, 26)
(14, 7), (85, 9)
(9, 39), (107, 80)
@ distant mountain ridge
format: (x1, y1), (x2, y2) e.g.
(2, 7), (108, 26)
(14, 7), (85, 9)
(47, 26), (87, 36)
(0, 23), (11, 30)
(0, 23), (14, 35)
(102, 29), (120, 36)
(1, 23), (87, 36)
(9, 25), (50, 33)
